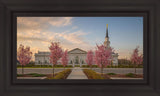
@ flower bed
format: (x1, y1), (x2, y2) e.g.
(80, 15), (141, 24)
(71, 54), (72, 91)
(83, 69), (143, 79)
(103, 73), (143, 79)
(46, 69), (72, 79)
(83, 69), (105, 79)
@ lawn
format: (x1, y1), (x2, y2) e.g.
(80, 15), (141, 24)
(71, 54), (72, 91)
(83, 69), (143, 79)
(17, 69), (72, 79)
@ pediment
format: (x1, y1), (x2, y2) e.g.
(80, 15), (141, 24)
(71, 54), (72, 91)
(68, 48), (87, 54)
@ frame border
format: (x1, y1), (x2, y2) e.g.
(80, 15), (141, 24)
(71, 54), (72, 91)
(0, 0), (160, 96)
(12, 12), (148, 85)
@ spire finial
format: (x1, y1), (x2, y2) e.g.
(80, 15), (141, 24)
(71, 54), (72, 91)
(106, 24), (109, 38)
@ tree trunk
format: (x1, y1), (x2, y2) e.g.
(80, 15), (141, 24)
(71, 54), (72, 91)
(135, 64), (136, 74)
(101, 67), (103, 76)
(53, 65), (55, 77)
(22, 64), (24, 75)
(64, 67), (65, 79)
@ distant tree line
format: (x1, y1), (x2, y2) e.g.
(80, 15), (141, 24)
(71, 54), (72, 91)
(118, 59), (143, 66)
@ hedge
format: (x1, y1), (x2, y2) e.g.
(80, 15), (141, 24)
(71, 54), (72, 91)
(17, 65), (73, 68)
(81, 65), (143, 68)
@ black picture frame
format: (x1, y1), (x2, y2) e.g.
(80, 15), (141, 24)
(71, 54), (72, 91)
(0, 0), (160, 96)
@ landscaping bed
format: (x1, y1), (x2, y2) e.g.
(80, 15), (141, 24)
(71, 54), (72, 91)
(83, 69), (143, 79)
(46, 69), (72, 79)
(105, 73), (143, 78)
(17, 69), (72, 79)
(83, 69), (107, 79)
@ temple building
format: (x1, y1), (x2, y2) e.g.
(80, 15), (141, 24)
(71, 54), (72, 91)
(104, 24), (119, 66)
(34, 24), (119, 66)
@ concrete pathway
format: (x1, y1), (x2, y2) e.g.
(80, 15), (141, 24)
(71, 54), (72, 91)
(67, 67), (88, 79)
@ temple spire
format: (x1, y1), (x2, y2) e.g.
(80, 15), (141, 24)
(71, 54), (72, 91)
(106, 24), (109, 38)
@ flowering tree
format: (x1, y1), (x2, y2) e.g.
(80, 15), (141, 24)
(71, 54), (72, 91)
(49, 42), (63, 77)
(17, 44), (32, 75)
(86, 50), (94, 69)
(130, 46), (143, 74)
(94, 44), (113, 75)
(61, 50), (68, 70)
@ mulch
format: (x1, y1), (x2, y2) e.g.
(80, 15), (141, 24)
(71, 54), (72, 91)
(104, 74), (143, 79)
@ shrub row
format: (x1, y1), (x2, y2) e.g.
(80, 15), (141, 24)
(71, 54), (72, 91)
(83, 69), (104, 79)
(107, 73), (116, 75)
(81, 65), (98, 68)
(17, 65), (73, 68)
(46, 69), (72, 79)
(81, 65), (143, 68)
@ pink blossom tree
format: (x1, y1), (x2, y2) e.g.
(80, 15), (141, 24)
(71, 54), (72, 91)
(17, 44), (32, 75)
(61, 50), (69, 70)
(94, 44), (113, 75)
(130, 46), (143, 74)
(86, 50), (94, 69)
(49, 42), (63, 77)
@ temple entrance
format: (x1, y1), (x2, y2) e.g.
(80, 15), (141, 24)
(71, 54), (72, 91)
(75, 56), (79, 64)
(67, 48), (87, 67)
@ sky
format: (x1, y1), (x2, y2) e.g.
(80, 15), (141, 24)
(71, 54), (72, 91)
(17, 17), (143, 60)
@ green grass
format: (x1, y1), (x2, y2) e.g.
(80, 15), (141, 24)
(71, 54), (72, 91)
(107, 73), (116, 75)
(17, 74), (24, 77)
(125, 73), (136, 77)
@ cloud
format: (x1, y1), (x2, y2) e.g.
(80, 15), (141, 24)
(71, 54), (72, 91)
(48, 17), (72, 27)
(72, 26), (78, 30)
(17, 17), (74, 42)
(17, 17), (95, 60)
(58, 31), (89, 44)
(17, 17), (72, 31)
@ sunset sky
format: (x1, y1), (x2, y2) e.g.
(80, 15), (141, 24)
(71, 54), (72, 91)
(17, 17), (143, 60)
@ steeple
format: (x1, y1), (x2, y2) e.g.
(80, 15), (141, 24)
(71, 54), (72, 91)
(106, 24), (109, 38)
(104, 24), (110, 48)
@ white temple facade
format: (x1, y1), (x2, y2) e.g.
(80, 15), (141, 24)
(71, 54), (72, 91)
(35, 48), (87, 67)
(34, 24), (118, 66)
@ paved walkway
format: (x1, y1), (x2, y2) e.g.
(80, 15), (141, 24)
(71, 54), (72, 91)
(67, 67), (88, 79)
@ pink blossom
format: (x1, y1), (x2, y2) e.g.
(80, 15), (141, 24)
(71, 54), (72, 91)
(131, 46), (143, 65)
(49, 42), (63, 77)
(49, 42), (63, 65)
(86, 50), (94, 68)
(94, 44), (113, 75)
(17, 44), (32, 66)
(94, 44), (112, 68)
(130, 46), (143, 74)
(61, 50), (68, 67)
